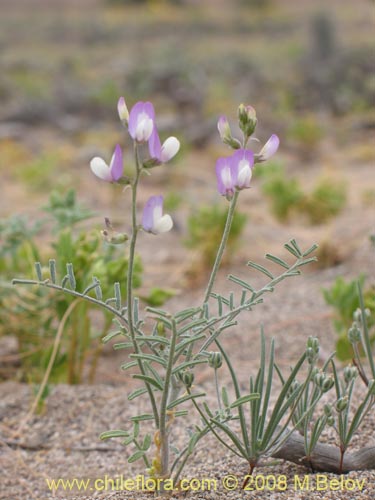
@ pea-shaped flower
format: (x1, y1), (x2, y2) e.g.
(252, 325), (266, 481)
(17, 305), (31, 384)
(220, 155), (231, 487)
(128, 101), (155, 143)
(148, 126), (180, 165)
(255, 134), (280, 163)
(216, 149), (254, 197)
(90, 144), (123, 182)
(142, 196), (173, 235)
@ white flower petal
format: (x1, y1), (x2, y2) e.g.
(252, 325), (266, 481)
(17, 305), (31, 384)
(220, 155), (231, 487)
(153, 214), (173, 234)
(136, 117), (154, 142)
(161, 137), (180, 162)
(237, 161), (252, 187)
(221, 165), (233, 189)
(259, 134), (280, 161)
(90, 157), (112, 181)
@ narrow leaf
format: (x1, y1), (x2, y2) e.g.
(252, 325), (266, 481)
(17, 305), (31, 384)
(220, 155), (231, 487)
(114, 282), (121, 310)
(284, 243), (300, 258)
(128, 387), (148, 401)
(228, 274), (255, 292)
(49, 259), (57, 283)
(130, 413), (155, 422)
(265, 254), (290, 269)
(121, 361), (138, 371)
(132, 375), (163, 391)
(102, 330), (124, 344)
(130, 353), (167, 368)
(167, 391), (206, 410)
(35, 262), (43, 281)
(302, 243), (319, 257)
(128, 450), (145, 463)
(247, 261), (274, 279)
(230, 393), (260, 409)
(66, 263), (76, 290)
(100, 430), (129, 440)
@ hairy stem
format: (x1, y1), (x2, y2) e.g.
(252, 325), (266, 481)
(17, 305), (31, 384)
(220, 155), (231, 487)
(202, 190), (239, 306)
(126, 142), (159, 428)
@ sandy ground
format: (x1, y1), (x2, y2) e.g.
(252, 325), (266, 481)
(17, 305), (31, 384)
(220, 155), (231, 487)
(1, 232), (374, 499)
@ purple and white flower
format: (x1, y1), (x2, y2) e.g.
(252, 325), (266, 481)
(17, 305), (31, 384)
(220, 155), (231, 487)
(128, 101), (155, 143)
(90, 144), (123, 182)
(255, 134), (280, 163)
(216, 149), (254, 197)
(142, 195), (173, 235)
(148, 126), (180, 165)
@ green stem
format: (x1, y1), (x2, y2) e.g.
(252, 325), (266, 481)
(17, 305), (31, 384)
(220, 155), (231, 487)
(214, 368), (222, 412)
(202, 190), (240, 306)
(126, 142), (159, 428)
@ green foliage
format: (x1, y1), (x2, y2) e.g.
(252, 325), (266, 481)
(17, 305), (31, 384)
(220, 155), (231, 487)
(139, 287), (176, 307)
(0, 191), (142, 384)
(260, 165), (347, 224)
(302, 178), (347, 224)
(43, 189), (94, 231)
(261, 167), (303, 222)
(323, 276), (375, 360)
(185, 204), (247, 268)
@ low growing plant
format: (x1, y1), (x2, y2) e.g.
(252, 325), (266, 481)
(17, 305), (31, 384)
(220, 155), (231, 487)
(261, 165), (347, 224)
(13, 100), (375, 493)
(1, 189), (142, 384)
(323, 275), (375, 360)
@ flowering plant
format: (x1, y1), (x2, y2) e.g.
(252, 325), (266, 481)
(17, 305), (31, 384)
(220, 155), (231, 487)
(13, 99), (375, 493)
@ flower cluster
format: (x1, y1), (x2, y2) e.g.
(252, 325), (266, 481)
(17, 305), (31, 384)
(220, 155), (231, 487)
(216, 105), (279, 199)
(90, 99), (279, 232)
(90, 97), (179, 235)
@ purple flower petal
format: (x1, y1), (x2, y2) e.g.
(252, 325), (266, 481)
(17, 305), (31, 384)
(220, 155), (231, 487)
(128, 101), (155, 142)
(148, 126), (162, 160)
(109, 144), (123, 181)
(231, 149), (254, 189)
(259, 134), (279, 161)
(217, 115), (230, 140)
(142, 195), (162, 233)
(142, 195), (172, 235)
(216, 157), (235, 196)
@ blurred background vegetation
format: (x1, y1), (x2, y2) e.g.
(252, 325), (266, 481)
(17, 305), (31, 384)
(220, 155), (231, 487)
(0, 0), (374, 383)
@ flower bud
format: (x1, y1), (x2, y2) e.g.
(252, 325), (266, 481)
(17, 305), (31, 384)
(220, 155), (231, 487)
(117, 96), (129, 124)
(335, 396), (348, 412)
(101, 218), (128, 245)
(343, 365), (358, 384)
(353, 308), (362, 323)
(177, 370), (194, 389)
(324, 404), (332, 417)
(314, 372), (334, 392)
(348, 323), (361, 344)
(306, 336), (319, 364)
(290, 380), (301, 393)
(238, 104), (257, 138)
(101, 230), (129, 244)
(327, 416), (335, 426)
(217, 116), (241, 150)
(208, 352), (223, 369)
